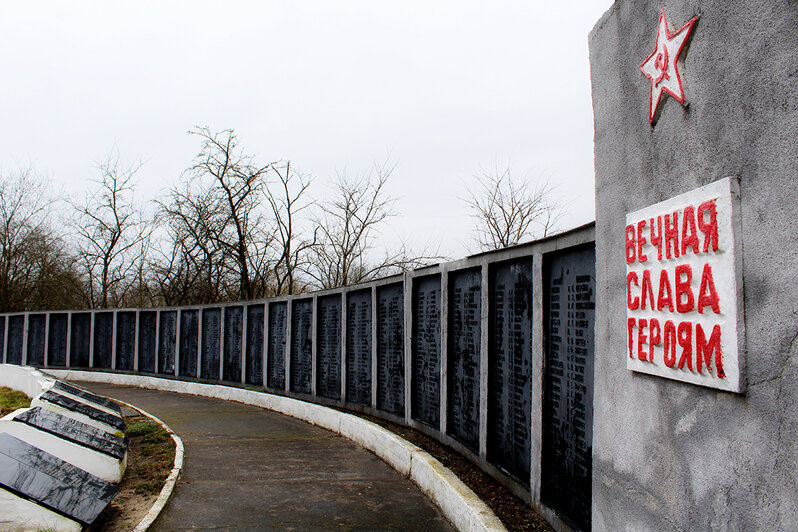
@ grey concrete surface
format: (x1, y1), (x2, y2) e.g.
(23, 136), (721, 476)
(83, 382), (454, 531)
(590, 1), (798, 530)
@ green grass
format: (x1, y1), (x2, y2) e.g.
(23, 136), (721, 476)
(124, 418), (175, 496)
(0, 386), (31, 417)
(126, 421), (159, 437)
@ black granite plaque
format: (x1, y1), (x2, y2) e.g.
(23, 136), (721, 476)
(346, 290), (372, 405)
(115, 312), (136, 371)
(291, 299), (313, 394)
(70, 313), (91, 368)
(47, 314), (68, 367)
(0, 433), (119, 526)
(0, 316), (5, 361)
(223, 306), (243, 382)
(40, 390), (125, 431)
(447, 268), (482, 451)
(412, 275), (441, 428)
(26, 314), (46, 366)
(6, 315), (23, 364)
(53, 381), (122, 415)
(246, 305), (264, 386)
(201, 308), (221, 380)
(542, 246), (595, 532)
(138, 311), (157, 373)
(14, 407), (128, 460)
(487, 258), (533, 485)
(92, 312), (113, 369)
(179, 309), (198, 377)
(267, 302), (287, 390)
(158, 311), (177, 375)
(316, 295), (341, 400)
(377, 283), (404, 416)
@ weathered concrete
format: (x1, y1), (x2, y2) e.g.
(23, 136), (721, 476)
(590, 1), (798, 530)
(84, 382), (456, 531)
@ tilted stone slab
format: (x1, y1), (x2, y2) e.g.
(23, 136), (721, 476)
(38, 390), (126, 432)
(53, 381), (123, 415)
(14, 407), (127, 460)
(0, 433), (118, 526)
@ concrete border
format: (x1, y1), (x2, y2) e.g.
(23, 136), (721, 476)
(109, 398), (184, 532)
(49, 370), (506, 532)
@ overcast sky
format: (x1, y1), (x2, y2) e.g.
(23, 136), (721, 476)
(1, 1), (612, 260)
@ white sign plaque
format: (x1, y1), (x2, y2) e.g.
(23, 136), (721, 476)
(625, 177), (744, 392)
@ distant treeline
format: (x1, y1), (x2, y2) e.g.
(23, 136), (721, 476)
(0, 128), (561, 312)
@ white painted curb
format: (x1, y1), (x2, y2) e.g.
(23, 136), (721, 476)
(49, 370), (506, 532)
(107, 398), (184, 532)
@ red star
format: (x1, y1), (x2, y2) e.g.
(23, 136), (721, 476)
(640, 9), (698, 124)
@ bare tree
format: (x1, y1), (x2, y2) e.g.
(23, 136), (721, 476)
(268, 161), (315, 295)
(72, 154), (151, 308)
(187, 127), (275, 300)
(306, 162), (437, 289)
(464, 164), (563, 251)
(156, 127), (279, 303)
(0, 168), (81, 311)
(155, 178), (229, 305)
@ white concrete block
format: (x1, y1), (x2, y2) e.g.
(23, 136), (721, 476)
(0, 363), (54, 398)
(338, 414), (419, 476)
(297, 403), (341, 432)
(410, 451), (506, 532)
(0, 415), (126, 482)
(0, 488), (82, 532)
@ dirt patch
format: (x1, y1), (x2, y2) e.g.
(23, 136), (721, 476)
(0, 386), (31, 417)
(334, 408), (554, 531)
(95, 414), (176, 531)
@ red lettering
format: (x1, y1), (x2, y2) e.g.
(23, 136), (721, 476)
(664, 212), (680, 259)
(649, 318), (661, 362)
(697, 263), (720, 314)
(640, 269), (655, 310)
(625, 224), (636, 264)
(681, 205), (700, 255)
(657, 269), (674, 312)
(674, 264), (694, 313)
(628, 318), (636, 358)
(696, 323), (725, 378)
(650, 216), (663, 260)
(637, 319), (648, 361)
(627, 272), (640, 310)
(697, 200), (719, 252)
(663, 320), (677, 367)
(637, 220), (648, 263)
(677, 321), (693, 371)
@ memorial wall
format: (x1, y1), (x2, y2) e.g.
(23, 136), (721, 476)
(0, 223), (594, 530)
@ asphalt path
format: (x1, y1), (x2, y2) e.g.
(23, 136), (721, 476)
(82, 382), (454, 531)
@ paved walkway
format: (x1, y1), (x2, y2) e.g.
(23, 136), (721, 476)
(81, 383), (454, 531)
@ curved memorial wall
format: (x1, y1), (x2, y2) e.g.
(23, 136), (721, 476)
(0, 223), (595, 531)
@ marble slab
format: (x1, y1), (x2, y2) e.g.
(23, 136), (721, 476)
(0, 433), (118, 526)
(39, 391), (125, 432)
(13, 407), (127, 460)
(53, 381), (123, 415)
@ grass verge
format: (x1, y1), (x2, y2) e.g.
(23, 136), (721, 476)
(96, 414), (176, 530)
(0, 386), (31, 417)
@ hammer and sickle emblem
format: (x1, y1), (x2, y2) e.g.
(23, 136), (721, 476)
(654, 45), (670, 86)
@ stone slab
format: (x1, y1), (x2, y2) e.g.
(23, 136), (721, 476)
(38, 390), (125, 432)
(13, 406), (127, 460)
(54, 380), (123, 415)
(0, 433), (118, 525)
